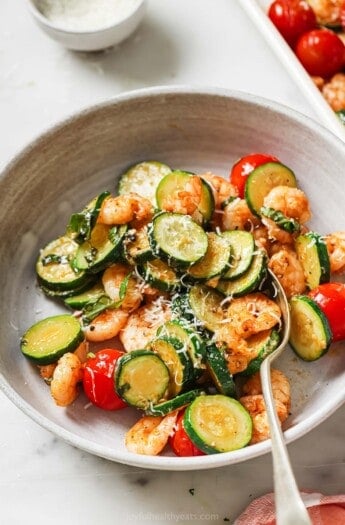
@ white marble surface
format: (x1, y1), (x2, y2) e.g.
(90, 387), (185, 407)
(1, 1), (345, 523)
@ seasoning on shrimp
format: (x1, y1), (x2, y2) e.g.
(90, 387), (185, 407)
(240, 368), (291, 444)
(125, 411), (179, 455)
(50, 352), (83, 407)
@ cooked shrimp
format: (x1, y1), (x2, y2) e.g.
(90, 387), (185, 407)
(161, 175), (203, 215)
(201, 172), (239, 208)
(242, 368), (291, 410)
(125, 411), (178, 455)
(84, 308), (129, 342)
(261, 217), (295, 244)
(252, 225), (270, 253)
(225, 292), (282, 339)
(38, 363), (56, 384)
(240, 368), (291, 443)
(97, 193), (153, 226)
(268, 246), (306, 298)
(120, 297), (172, 352)
(221, 198), (261, 231)
(322, 73), (345, 112)
(263, 186), (311, 224)
(102, 263), (143, 311)
(325, 231), (345, 272)
(307, 0), (343, 26)
(73, 340), (89, 363)
(240, 394), (288, 444)
(50, 352), (83, 407)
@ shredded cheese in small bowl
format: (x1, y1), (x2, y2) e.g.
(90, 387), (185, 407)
(26, 0), (146, 51)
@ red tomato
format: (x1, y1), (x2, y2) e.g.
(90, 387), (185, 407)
(309, 283), (345, 342)
(83, 348), (127, 410)
(268, 0), (317, 47)
(230, 153), (279, 198)
(169, 410), (205, 457)
(295, 29), (345, 78)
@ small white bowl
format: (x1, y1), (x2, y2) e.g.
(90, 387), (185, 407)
(26, 0), (146, 52)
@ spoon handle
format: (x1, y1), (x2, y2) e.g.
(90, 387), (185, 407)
(260, 361), (312, 525)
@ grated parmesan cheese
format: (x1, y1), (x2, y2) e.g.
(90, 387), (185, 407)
(36, 0), (142, 31)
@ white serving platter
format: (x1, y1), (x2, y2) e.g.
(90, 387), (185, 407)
(238, 0), (345, 141)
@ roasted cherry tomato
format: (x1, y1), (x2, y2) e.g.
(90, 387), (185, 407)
(295, 28), (345, 78)
(230, 153), (279, 198)
(309, 282), (345, 342)
(169, 410), (205, 457)
(268, 0), (317, 47)
(83, 348), (127, 410)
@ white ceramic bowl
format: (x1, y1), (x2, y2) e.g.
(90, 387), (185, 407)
(26, 0), (146, 52)
(1, 87), (345, 471)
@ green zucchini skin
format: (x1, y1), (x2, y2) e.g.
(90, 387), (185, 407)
(240, 329), (281, 376)
(123, 225), (154, 265)
(289, 295), (332, 361)
(205, 344), (236, 397)
(20, 314), (84, 365)
(220, 230), (255, 280)
(156, 170), (215, 225)
(157, 320), (206, 378)
(295, 232), (330, 290)
(216, 249), (267, 297)
(260, 206), (300, 233)
(183, 394), (253, 454)
(66, 191), (110, 244)
(73, 224), (127, 274)
(115, 350), (170, 409)
(36, 236), (91, 293)
(145, 389), (205, 416)
(245, 162), (297, 217)
(148, 212), (208, 268)
(187, 232), (232, 281)
(64, 282), (106, 309)
(147, 336), (194, 396)
(137, 258), (181, 293)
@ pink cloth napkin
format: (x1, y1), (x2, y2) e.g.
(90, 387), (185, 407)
(234, 492), (345, 524)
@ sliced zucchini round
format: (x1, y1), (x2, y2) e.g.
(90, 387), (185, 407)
(221, 230), (255, 280)
(115, 350), (170, 409)
(36, 236), (91, 292)
(205, 344), (236, 397)
(147, 337), (193, 396)
(145, 389), (204, 416)
(289, 295), (332, 361)
(66, 191), (110, 243)
(216, 249), (267, 297)
(240, 329), (281, 376)
(20, 314), (84, 365)
(64, 282), (106, 309)
(188, 284), (225, 332)
(245, 162), (297, 217)
(138, 258), (181, 292)
(183, 394), (252, 454)
(192, 177), (215, 225)
(149, 212), (208, 267)
(156, 171), (214, 224)
(295, 232), (330, 290)
(73, 224), (127, 274)
(187, 232), (232, 281)
(157, 320), (206, 377)
(118, 161), (172, 206)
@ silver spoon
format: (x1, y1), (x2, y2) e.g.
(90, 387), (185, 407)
(260, 270), (312, 525)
